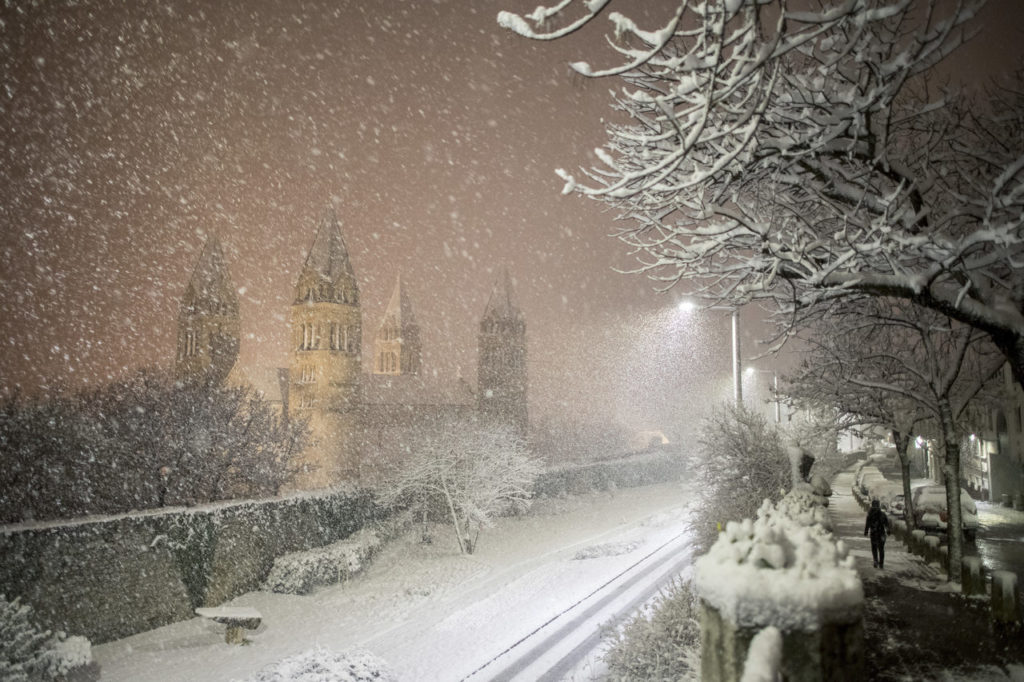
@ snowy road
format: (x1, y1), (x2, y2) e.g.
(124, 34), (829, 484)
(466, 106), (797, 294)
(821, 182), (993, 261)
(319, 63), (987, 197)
(475, 531), (693, 681)
(95, 481), (694, 682)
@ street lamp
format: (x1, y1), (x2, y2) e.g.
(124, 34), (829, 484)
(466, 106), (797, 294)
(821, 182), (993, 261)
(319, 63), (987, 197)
(679, 301), (742, 405)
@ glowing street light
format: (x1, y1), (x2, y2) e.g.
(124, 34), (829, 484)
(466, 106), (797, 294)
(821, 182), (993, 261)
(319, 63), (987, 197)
(679, 300), (742, 405)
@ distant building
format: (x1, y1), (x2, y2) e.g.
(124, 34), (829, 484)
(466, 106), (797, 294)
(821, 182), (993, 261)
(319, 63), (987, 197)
(176, 209), (528, 489)
(174, 234), (240, 385)
(477, 269), (529, 439)
(970, 364), (1024, 503)
(913, 363), (1024, 504)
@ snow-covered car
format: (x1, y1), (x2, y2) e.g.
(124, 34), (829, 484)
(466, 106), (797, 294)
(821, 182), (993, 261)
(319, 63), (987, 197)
(889, 494), (906, 519)
(859, 471), (886, 496)
(854, 465), (882, 494)
(911, 485), (979, 540)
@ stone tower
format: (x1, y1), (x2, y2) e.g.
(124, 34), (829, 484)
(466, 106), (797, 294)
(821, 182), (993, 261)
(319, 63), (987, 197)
(175, 234), (240, 385)
(288, 209), (362, 487)
(373, 273), (421, 375)
(477, 270), (528, 438)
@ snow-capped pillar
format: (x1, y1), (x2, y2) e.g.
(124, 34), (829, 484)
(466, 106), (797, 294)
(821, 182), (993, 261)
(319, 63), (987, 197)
(909, 529), (926, 555)
(695, 489), (865, 681)
(991, 570), (1021, 635)
(961, 557), (985, 596)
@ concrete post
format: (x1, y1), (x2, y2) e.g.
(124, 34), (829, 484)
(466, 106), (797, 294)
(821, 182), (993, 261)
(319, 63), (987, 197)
(696, 491), (864, 681)
(962, 557), (985, 596)
(923, 535), (941, 565)
(700, 601), (863, 682)
(891, 520), (906, 541)
(991, 570), (1021, 635)
(909, 529), (926, 554)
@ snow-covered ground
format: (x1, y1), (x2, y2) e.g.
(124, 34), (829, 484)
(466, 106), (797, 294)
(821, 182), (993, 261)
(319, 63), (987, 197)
(94, 481), (694, 681)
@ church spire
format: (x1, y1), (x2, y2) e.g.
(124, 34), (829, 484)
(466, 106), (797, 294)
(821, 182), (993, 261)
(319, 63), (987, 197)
(176, 233), (240, 384)
(294, 207), (359, 304)
(303, 208), (355, 283)
(478, 269), (527, 437)
(374, 272), (421, 375)
(482, 268), (522, 323)
(383, 272), (416, 328)
(181, 232), (238, 317)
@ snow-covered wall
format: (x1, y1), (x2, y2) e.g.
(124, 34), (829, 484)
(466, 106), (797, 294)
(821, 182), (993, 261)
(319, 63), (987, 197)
(0, 489), (382, 644)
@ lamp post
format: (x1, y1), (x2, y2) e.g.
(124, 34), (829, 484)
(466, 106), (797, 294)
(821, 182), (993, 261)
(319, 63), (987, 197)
(730, 308), (741, 406)
(679, 301), (743, 406)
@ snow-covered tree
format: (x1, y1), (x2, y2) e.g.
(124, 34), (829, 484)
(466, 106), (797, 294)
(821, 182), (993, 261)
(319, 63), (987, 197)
(499, 2), (1024, 389)
(381, 422), (541, 554)
(0, 370), (308, 523)
(784, 298), (1003, 578)
(0, 595), (92, 682)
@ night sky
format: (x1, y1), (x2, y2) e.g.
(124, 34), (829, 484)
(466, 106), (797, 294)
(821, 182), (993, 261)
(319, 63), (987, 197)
(2, 0), (1022, 437)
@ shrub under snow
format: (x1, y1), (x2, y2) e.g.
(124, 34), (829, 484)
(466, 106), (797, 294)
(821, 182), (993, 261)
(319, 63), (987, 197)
(0, 595), (93, 682)
(694, 488), (862, 631)
(262, 529), (382, 595)
(242, 647), (395, 682)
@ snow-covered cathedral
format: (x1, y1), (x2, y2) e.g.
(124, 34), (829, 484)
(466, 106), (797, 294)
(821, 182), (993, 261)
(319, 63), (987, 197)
(174, 209), (528, 489)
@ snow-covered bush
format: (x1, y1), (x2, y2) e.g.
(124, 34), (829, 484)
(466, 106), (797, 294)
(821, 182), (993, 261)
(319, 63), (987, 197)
(692, 402), (791, 550)
(602, 579), (700, 681)
(0, 595), (93, 682)
(694, 493), (861, 632)
(263, 529), (382, 595)
(242, 647), (395, 682)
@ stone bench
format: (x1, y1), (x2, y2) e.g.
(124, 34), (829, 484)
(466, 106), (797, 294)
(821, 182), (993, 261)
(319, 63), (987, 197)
(195, 606), (262, 644)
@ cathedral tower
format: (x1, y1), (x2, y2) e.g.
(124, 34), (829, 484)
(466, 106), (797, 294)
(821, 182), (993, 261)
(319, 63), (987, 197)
(374, 273), (421, 375)
(477, 270), (528, 438)
(288, 209), (362, 487)
(175, 234), (240, 385)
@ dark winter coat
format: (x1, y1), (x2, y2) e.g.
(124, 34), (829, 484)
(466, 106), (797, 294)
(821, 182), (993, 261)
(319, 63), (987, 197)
(864, 506), (890, 541)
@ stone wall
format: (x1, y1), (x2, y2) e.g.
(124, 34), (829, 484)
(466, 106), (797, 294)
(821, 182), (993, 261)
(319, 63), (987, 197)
(0, 489), (382, 645)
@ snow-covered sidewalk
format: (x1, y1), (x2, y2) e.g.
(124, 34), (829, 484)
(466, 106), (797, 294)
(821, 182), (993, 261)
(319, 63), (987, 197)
(829, 467), (1024, 681)
(94, 481), (693, 681)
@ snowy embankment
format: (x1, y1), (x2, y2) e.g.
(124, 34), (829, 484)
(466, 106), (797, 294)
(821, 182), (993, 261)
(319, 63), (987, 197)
(95, 481), (694, 682)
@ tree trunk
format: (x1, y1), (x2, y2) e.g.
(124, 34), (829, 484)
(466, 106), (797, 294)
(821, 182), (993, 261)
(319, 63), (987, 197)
(441, 479), (468, 554)
(892, 429), (916, 532)
(937, 397), (964, 583)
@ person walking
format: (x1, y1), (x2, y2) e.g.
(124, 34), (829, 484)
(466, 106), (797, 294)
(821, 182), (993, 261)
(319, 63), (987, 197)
(864, 499), (890, 569)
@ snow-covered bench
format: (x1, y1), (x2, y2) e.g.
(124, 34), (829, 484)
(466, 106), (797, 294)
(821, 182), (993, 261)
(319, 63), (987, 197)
(195, 606), (262, 644)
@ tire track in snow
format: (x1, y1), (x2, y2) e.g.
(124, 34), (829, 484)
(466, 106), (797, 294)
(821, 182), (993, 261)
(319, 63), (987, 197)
(462, 529), (693, 681)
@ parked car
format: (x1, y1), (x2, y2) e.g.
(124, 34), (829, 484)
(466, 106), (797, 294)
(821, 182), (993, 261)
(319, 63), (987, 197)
(855, 464), (881, 492)
(910, 485), (979, 540)
(890, 494), (906, 519)
(867, 480), (906, 519)
(859, 472), (886, 496)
